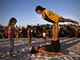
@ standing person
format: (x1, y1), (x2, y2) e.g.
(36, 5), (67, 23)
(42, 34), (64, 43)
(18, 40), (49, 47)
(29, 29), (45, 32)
(27, 25), (32, 48)
(8, 17), (17, 57)
(32, 5), (78, 54)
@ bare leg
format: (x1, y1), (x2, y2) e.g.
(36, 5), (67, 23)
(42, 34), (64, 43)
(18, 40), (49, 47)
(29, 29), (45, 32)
(52, 23), (59, 41)
(59, 17), (78, 24)
(38, 47), (65, 55)
(9, 38), (14, 57)
(52, 24), (55, 41)
(54, 23), (59, 40)
(27, 29), (31, 48)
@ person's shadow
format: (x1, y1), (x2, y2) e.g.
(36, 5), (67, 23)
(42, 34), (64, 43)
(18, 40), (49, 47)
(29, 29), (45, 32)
(60, 37), (80, 55)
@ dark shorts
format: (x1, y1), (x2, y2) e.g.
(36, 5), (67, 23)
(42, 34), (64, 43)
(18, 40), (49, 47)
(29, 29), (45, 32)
(41, 40), (60, 52)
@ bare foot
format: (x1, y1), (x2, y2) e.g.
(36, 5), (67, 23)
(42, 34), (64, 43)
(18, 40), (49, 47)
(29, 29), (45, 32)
(72, 20), (78, 24)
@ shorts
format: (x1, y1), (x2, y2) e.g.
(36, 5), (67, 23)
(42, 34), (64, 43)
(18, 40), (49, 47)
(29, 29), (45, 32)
(41, 40), (60, 52)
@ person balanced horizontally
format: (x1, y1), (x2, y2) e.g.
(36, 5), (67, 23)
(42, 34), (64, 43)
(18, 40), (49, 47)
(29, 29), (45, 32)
(30, 5), (78, 55)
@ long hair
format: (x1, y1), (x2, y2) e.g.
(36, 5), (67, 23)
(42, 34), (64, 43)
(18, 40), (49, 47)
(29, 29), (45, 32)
(35, 5), (46, 12)
(8, 17), (17, 26)
(30, 46), (38, 54)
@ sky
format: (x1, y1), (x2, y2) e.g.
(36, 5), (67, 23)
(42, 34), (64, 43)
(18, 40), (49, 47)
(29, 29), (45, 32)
(0, 0), (80, 27)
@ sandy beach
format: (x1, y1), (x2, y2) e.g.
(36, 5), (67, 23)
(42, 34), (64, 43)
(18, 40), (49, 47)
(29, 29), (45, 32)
(0, 37), (80, 60)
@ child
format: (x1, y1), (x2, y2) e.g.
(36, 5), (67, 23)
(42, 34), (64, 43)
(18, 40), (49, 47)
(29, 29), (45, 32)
(8, 17), (17, 57)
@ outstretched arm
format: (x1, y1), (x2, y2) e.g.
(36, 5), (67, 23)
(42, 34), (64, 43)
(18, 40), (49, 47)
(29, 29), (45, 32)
(38, 48), (64, 55)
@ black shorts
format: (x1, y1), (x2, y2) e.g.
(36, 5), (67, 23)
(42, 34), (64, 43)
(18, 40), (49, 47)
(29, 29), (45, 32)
(41, 40), (60, 52)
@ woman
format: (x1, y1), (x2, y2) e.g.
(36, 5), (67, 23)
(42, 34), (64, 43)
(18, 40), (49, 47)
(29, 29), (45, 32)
(8, 17), (17, 57)
(30, 5), (78, 54)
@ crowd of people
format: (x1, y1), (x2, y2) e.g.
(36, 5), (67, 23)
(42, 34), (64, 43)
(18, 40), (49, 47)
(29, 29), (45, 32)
(0, 23), (80, 39)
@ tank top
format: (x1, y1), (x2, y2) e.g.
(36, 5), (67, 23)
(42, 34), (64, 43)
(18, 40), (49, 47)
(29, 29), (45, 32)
(8, 27), (14, 38)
